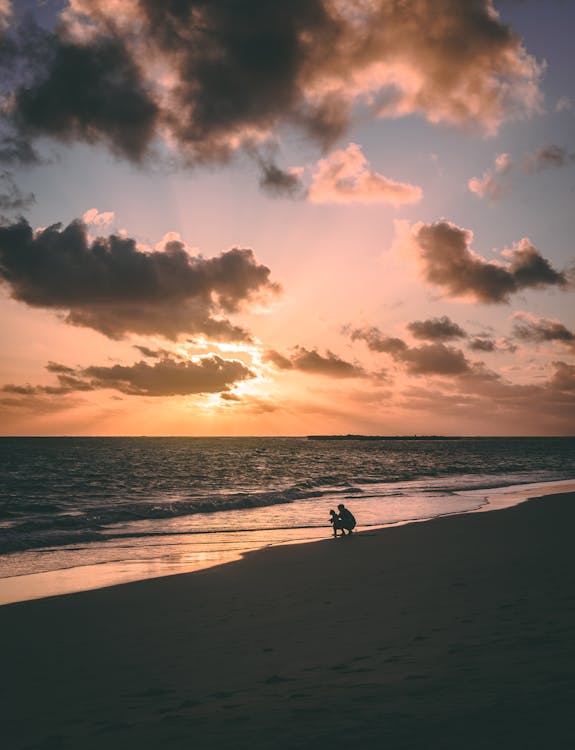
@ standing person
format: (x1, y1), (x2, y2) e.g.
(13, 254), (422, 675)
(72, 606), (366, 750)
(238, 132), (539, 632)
(337, 503), (356, 535)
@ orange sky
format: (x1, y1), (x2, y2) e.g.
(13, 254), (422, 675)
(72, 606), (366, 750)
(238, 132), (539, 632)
(0, 0), (574, 435)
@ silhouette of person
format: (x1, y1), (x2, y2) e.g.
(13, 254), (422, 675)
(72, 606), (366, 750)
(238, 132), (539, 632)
(337, 503), (356, 535)
(329, 508), (344, 537)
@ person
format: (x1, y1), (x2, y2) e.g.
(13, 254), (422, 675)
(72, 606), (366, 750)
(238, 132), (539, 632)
(329, 508), (344, 537)
(337, 503), (356, 535)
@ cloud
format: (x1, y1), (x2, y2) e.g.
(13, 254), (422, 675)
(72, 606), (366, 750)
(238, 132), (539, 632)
(219, 392), (280, 414)
(512, 312), (575, 348)
(264, 350), (294, 370)
(0, 393), (85, 415)
(2, 367), (95, 396)
(0, 218), (280, 340)
(556, 96), (572, 113)
(291, 346), (365, 377)
(82, 356), (254, 396)
(349, 322), (575, 431)
(549, 361), (575, 392)
(0, 0), (11, 29)
(0, 1), (542, 166)
(403, 220), (566, 303)
(469, 145), (574, 201)
(308, 143), (422, 206)
(400, 360), (575, 433)
(524, 145), (572, 173)
(0, 133), (41, 165)
(257, 142), (422, 204)
(468, 153), (513, 200)
(348, 326), (408, 356)
(133, 345), (171, 359)
(0, 171), (35, 214)
(2, 355), (255, 398)
(349, 325), (472, 376)
(258, 160), (306, 199)
(82, 208), (115, 227)
(468, 337), (496, 352)
(265, 346), (364, 378)
(407, 316), (467, 342)
(467, 336), (517, 353)
(401, 343), (471, 376)
(457, 360), (575, 420)
(3, 27), (160, 163)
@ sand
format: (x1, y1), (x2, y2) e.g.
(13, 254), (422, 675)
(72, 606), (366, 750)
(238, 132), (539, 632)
(2, 491), (575, 749)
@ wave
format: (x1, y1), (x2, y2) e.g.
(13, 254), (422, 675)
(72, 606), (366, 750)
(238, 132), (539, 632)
(1, 468), (573, 556)
(0, 485), (336, 553)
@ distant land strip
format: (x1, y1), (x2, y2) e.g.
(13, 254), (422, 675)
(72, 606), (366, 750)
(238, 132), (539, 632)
(306, 434), (462, 441)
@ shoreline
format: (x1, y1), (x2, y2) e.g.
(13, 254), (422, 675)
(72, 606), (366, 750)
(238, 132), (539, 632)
(2, 490), (574, 748)
(2, 477), (575, 606)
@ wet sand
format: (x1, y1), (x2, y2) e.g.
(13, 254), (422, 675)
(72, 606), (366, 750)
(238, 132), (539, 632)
(2, 491), (575, 749)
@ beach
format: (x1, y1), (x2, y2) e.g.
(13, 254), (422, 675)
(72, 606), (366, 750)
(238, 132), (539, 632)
(2, 490), (575, 749)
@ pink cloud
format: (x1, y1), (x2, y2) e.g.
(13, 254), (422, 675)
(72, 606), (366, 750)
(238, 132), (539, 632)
(82, 208), (115, 227)
(308, 143), (422, 206)
(468, 153), (513, 200)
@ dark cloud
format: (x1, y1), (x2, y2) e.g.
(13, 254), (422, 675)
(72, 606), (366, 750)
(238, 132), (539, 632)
(45, 361), (77, 375)
(2, 376), (94, 395)
(411, 221), (567, 303)
(291, 347), (364, 378)
(264, 350), (294, 370)
(146, 0), (342, 159)
(2, 24), (159, 163)
(348, 326), (408, 356)
(2, 355), (255, 398)
(0, 1), (542, 166)
(401, 344), (470, 376)
(0, 218), (280, 340)
(349, 326), (472, 376)
(258, 160), (305, 199)
(0, 170), (34, 213)
(2, 383), (47, 395)
(220, 392), (241, 402)
(467, 334), (516, 354)
(0, 2), (338, 164)
(469, 337), (496, 352)
(508, 242), (566, 289)
(0, 393), (85, 415)
(82, 356), (254, 396)
(245, 141), (306, 198)
(133, 345), (163, 359)
(407, 316), (467, 342)
(0, 133), (40, 165)
(265, 346), (364, 378)
(512, 313), (575, 347)
(134, 344), (191, 359)
(549, 361), (575, 392)
(526, 145), (572, 173)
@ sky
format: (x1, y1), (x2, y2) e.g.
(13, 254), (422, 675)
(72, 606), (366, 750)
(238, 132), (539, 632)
(0, 0), (573, 436)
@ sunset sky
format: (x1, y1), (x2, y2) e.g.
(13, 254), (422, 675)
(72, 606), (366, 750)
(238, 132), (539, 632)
(0, 0), (574, 436)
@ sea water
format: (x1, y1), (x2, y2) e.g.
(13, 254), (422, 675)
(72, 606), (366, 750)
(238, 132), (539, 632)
(1, 436), (574, 604)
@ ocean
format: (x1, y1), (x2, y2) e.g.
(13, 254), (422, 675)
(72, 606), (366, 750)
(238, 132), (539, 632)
(1, 436), (574, 604)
